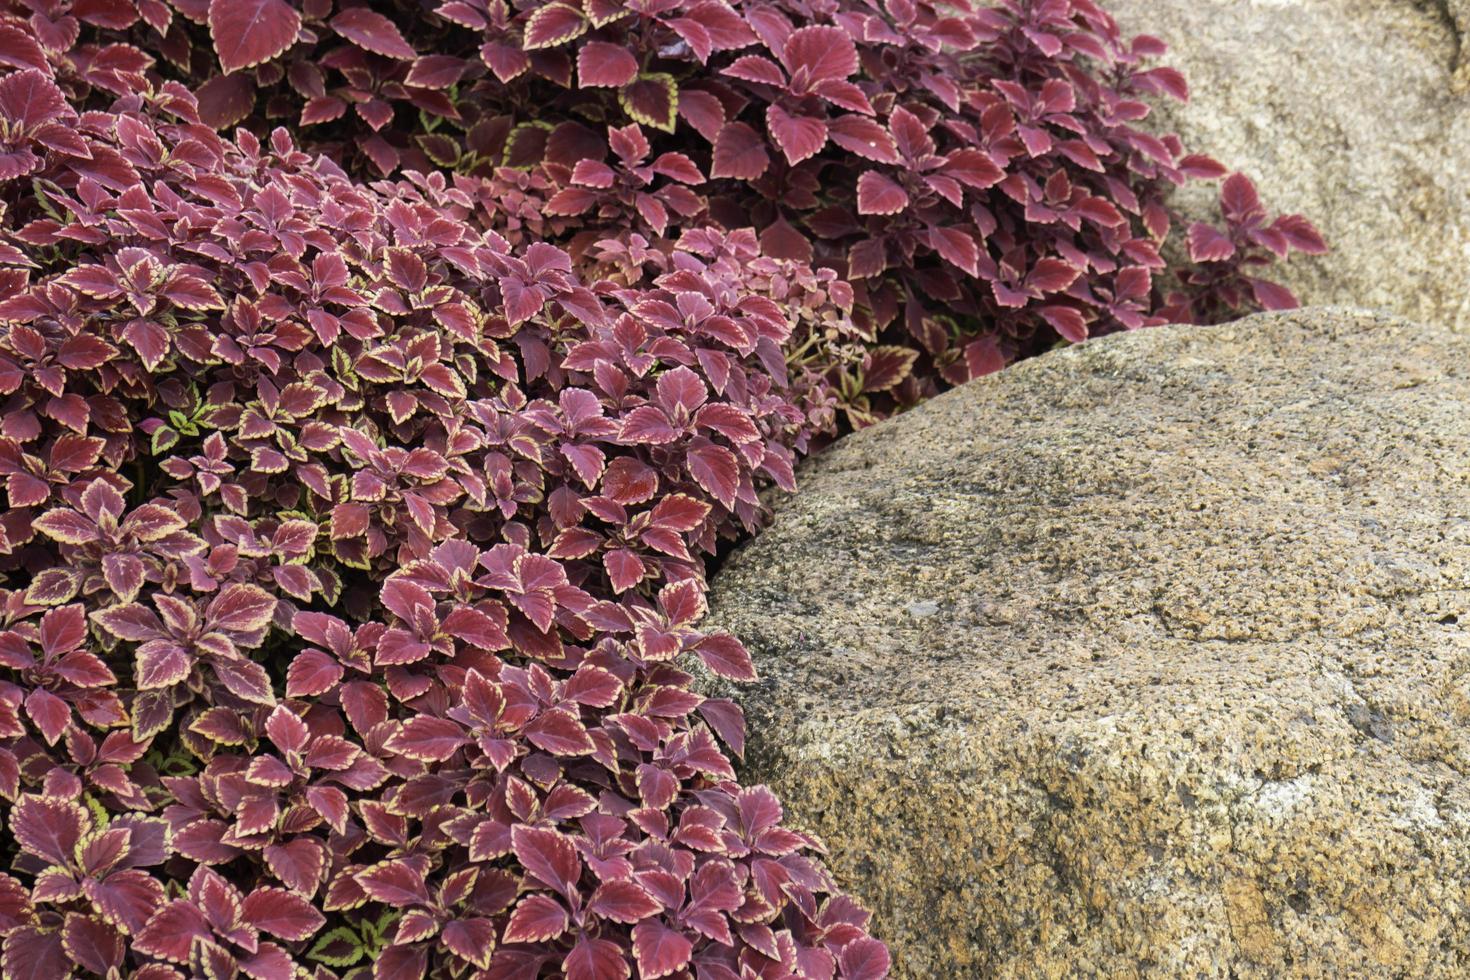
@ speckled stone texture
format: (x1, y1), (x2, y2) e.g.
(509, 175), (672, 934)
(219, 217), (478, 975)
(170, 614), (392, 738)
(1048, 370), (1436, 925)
(706, 309), (1470, 977)
(1105, 0), (1470, 330)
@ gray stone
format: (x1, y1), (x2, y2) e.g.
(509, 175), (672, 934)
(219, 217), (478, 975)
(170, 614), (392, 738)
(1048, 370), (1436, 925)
(1106, 0), (1470, 329)
(902, 601), (940, 619)
(707, 309), (1470, 977)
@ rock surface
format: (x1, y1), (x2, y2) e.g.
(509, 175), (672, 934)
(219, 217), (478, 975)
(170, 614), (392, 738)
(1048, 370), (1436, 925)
(707, 309), (1470, 977)
(1106, 0), (1470, 329)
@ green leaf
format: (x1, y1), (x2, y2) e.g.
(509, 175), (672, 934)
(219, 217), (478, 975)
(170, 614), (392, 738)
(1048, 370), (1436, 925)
(331, 346), (358, 387)
(308, 927), (365, 968)
(368, 909), (400, 950)
(82, 794), (109, 832)
(150, 427), (179, 456)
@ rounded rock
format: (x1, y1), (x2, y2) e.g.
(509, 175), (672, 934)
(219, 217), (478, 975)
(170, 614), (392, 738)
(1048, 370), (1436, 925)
(708, 309), (1470, 977)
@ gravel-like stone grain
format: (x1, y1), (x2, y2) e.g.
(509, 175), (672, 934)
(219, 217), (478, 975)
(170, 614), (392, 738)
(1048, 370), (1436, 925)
(708, 309), (1470, 977)
(1106, 0), (1470, 329)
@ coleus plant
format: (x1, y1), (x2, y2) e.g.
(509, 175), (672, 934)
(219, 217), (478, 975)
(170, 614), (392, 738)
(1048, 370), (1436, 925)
(437, 0), (1328, 419)
(0, 62), (890, 978)
(3, 0), (1324, 429)
(1, 0), (461, 173)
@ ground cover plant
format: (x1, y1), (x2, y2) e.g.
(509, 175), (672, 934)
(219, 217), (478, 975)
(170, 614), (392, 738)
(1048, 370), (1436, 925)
(0, 0), (1321, 976)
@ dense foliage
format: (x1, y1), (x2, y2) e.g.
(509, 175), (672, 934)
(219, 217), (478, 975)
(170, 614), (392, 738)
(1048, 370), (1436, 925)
(0, 70), (881, 978)
(0, 0), (1322, 977)
(4, 0), (1323, 421)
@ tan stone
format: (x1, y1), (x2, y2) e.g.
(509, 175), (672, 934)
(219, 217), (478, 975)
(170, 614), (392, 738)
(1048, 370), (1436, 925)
(1104, 0), (1470, 329)
(706, 309), (1470, 976)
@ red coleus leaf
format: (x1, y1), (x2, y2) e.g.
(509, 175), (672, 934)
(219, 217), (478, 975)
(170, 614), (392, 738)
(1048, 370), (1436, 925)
(861, 346), (918, 393)
(0, 875), (28, 934)
(694, 633), (757, 681)
(331, 8), (418, 59)
(943, 148), (1004, 189)
(32, 508), (96, 545)
(1249, 277), (1300, 311)
(650, 494), (710, 532)
(759, 214), (812, 262)
(441, 918), (497, 969)
(209, 0), (301, 73)
(61, 914), (123, 976)
(839, 937), (892, 979)
(632, 918), (694, 979)
(357, 861), (431, 906)
(524, 707), (596, 755)
(604, 549), (646, 593)
(135, 900), (210, 961)
(828, 115), (899, 163)
(441, 604), (510, 650)
(0, 70), (68, 130)
(24, 688), (67, 743)
(265, 838), (325, 895)
(711, 122), (770, 179)
(39, 604), (86, 656)
(512, 825), (582, 898)
(657, 365), (707, 414)
(265, 703), (309, 755)
(206, 583), (277, 633)
(120, 318), (170, 371)
(766, 104), (827, 165)
(589, 879), (662, 923)
(1275, 214), (1328, 254)
(1187, 222), (1237, 262)
(1039, 305), (1088, 343)
(388, 716), (468, 761)
(562, 666), (623, 707)
(11, 794), (87, 864)
(0, 24), (48, 73)
(375, 944), (428, 978)
(685, 438), (740, 509)
(725, 55), (786, 88)
(405, 55), (468, 88)
(578, 41), (638, 88)
(856, 171), (908, 215)
(524, 4), (587, 49)
(2, 926), (70, 980)
(161, 272), (224, 310)
(242, 886), (326, 941)
(620, 406), (678, 445)
(564, 937), (632, 980)
(135, 641), (190, 690)
(503, 893), (569, 944)
(108, 610), (174, 673)
(196, 73), (256, 129)
(929, 226), (980, 276)
(780, 25), (858, 82)
(1220, 171), (1263, 220)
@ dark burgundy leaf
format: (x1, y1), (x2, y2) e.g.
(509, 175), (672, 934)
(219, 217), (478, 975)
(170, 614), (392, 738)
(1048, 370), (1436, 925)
(209, 0), (301, 73)
(196, 72), (256, 129)
(331, 9), (418, 59)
